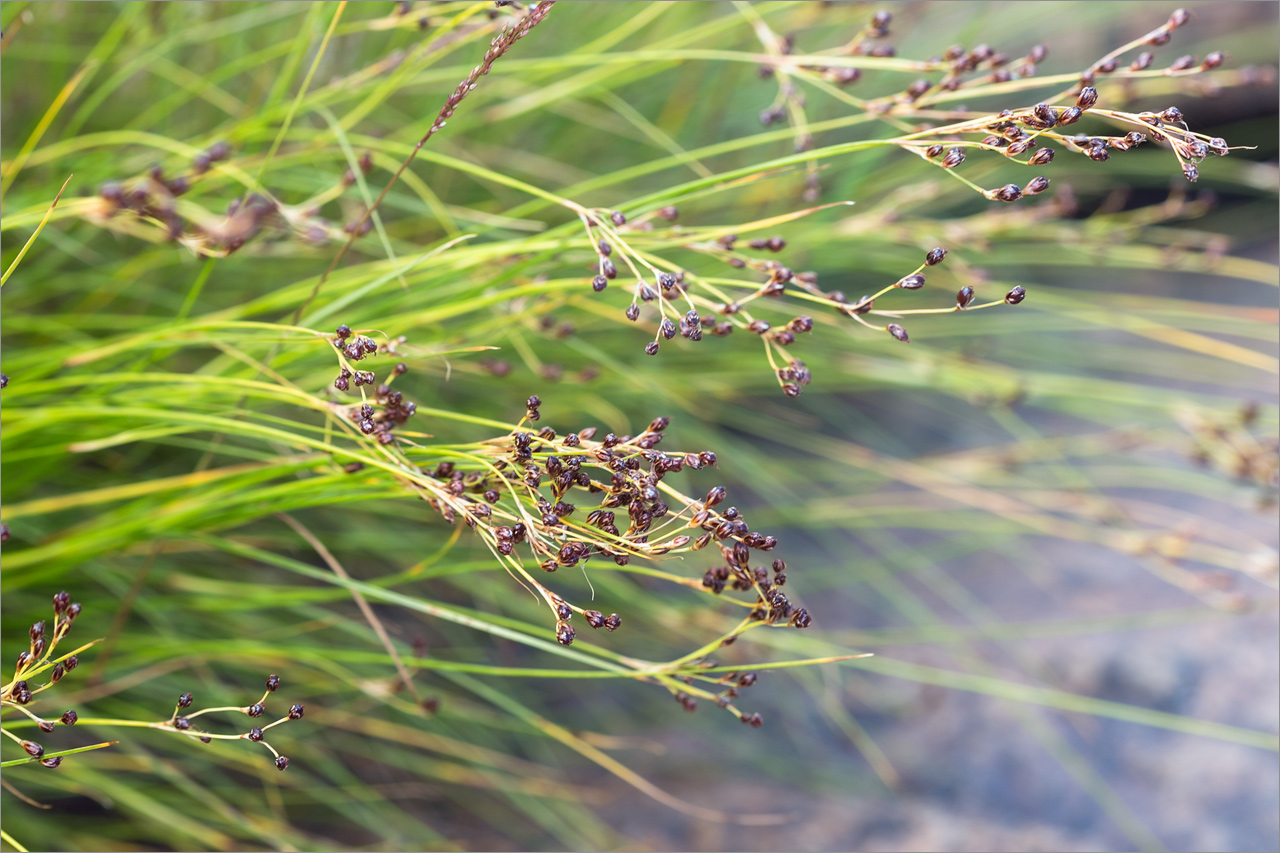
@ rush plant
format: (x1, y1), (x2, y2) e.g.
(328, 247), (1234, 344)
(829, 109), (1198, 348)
(2, 2), (1275, 851)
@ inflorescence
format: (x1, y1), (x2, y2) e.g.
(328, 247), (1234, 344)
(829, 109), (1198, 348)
(163, 675), (305, 771)
(565, 8), (1246, 396)
(2, 592), (85, 768)
(2, 592), (304, 771)
(322, 340), (812, 651)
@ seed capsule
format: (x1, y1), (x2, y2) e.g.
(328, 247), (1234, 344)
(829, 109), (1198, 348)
(887, 324), (909, 342)
(956, 286), (975, 308)
(592, 275), (608, 292)
(178, 693), (193, 709)
(555, 622), (576, 646)
(925, 143), (944, 159)
(275, 756), (290, 771)
(1024, 176), (1050, 195)
(644, 341), (659, 356)
(41, 756), (62, 769)
(940, 148), (965, 169)
(1029, 147), (1055, 166)
(288, 704), (305, 720)
(266, 674), (281, 692)
(925, 247), (947, 266)
(248, 727), (264, 742)
(1004, 286), (1027, 304)
(992, 183), (1023, 203)
(60, 710), (78, 725)
(174, 716), (191, 730)
(1057, 106), (1082, 126)
(898, 274), (925, 290)
(1076, 86), (1098, 110)
(247, 703), (265, 718)
(603, 613), (622, 631)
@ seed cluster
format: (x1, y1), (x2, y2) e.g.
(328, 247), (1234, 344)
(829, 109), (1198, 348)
(162, 674), (305, 771)
(87, 137), (390, 257)
(578, 213), (1030, 394)
(329, 325), (418, 445)
(1, 591), (85, 768)
(558, 7), (1243, 395)
(401, 404), (813, 651)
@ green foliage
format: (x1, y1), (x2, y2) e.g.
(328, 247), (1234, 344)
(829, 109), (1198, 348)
(1, 2), (1276, 850)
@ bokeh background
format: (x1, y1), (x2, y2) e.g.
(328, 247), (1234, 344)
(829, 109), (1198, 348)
(2, 2), (1277, 851)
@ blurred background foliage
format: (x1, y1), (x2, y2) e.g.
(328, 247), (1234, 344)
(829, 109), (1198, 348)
(1, 1), (1277, 850)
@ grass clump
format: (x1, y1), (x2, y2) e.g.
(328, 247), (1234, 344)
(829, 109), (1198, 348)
(2, 2), (1276, 850)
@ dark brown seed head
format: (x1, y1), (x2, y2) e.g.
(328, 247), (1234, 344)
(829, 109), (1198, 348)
(275, 756), (290, 771)
(584, 610), (606, 629)
(174, 716), (191, 730)
(925, 144), (943, 159)
(248, 727), (264, 742)
(1057, 106), (1082, 126)
(610, 211), (626, 226)
(604, 613), (622, 631)
(956, 286), (975, 308)
(1029, 147), (1055, 166)
(1168, 8), (1191, 28)
(887, 323), (909, 343)
(178, 692), (193, 709)
(41, 756), (62, 769)
(1200, 51), (1224, 70)
(644, 341), (659, 356)
(925, 247), (947, 266)
(288, 703), (305, 720)
(940, 148), (965, 168)
(61, 710), (77, 725)
(39, 720), (55, 733)
(64, 654), (78, 671)
(592, 275), (608, 292)
(53, 591), (70, 615)
(248, 703), (265, 718)
(29, 621), (45, 642)
(22, 741), (44, 758)
(51, 662), (65, 682)
(1024, 176), (1050, 195)
(555, 622), (576, 646)
(898, 273), (926, 290)
(1004, 286), (1027, 304)
(992, 183), (1023, 203)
